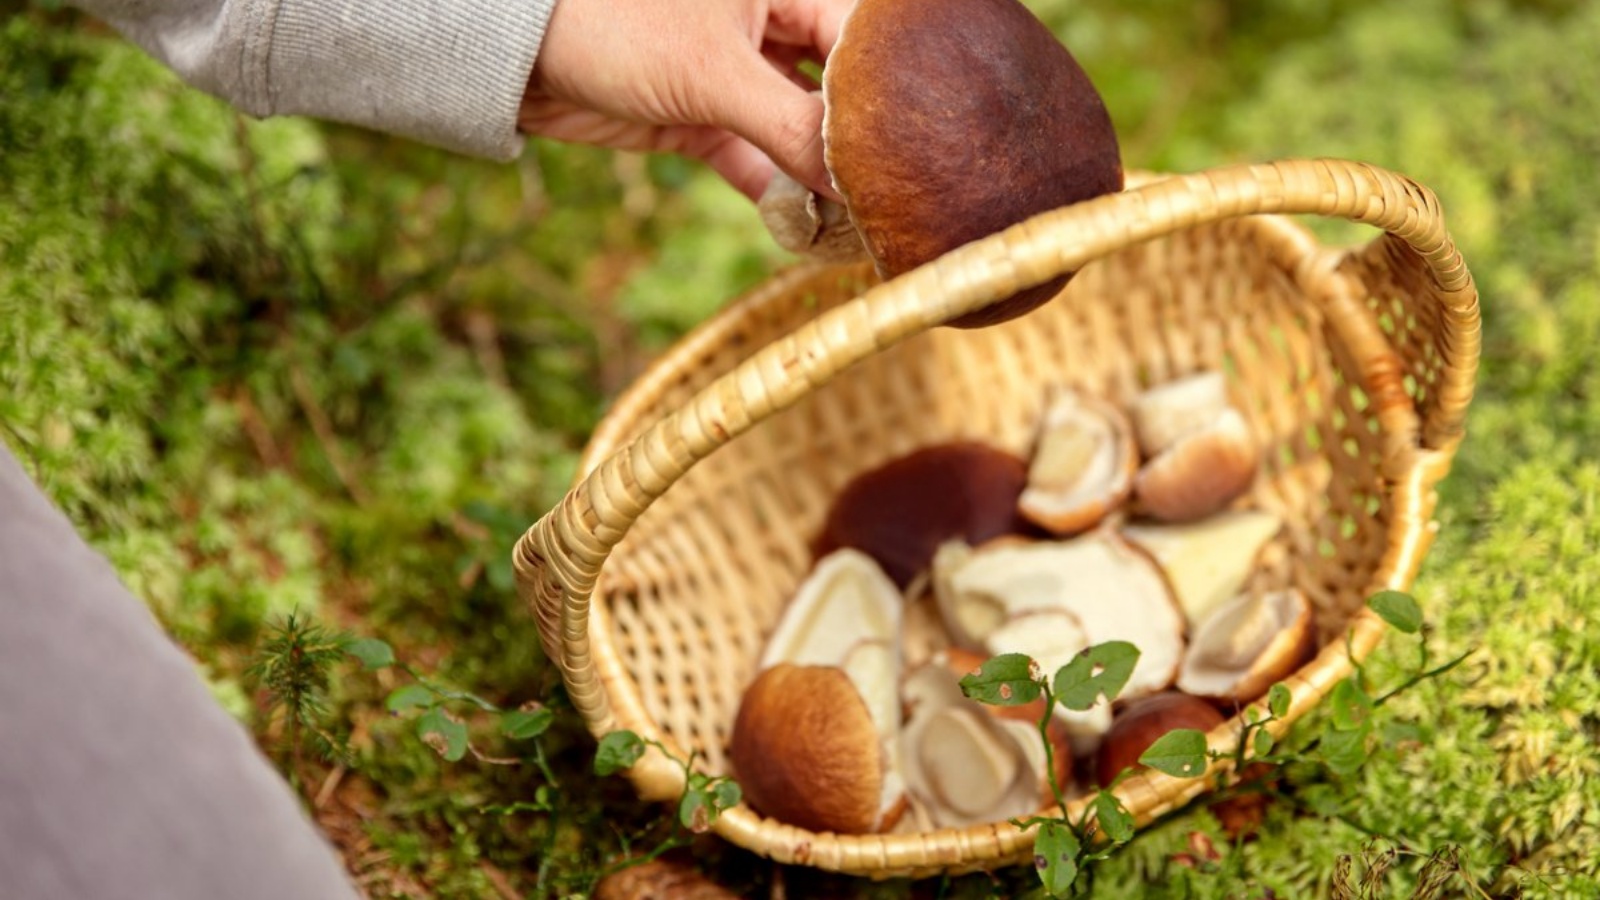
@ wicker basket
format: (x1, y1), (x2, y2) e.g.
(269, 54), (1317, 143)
(513, 159), (1480, 878)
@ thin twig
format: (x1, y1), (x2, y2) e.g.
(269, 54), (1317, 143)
(288, 363), (369, 505)
(234, 385), (284, 467)
(314, 764), (346, 809)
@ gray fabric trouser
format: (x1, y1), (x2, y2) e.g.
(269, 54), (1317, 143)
(0, 442), (359, 899)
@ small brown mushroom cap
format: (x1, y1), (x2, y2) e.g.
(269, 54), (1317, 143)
(1133, 409), (1260, 522)
(592, 858), (739, 900)
(730, 664), (894, 834)
(814, 442), (1034, 588)
(822, 0), (1123, 328)
(1094, 691), (1226, 787)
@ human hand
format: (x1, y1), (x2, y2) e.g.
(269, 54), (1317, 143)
(519, 0), (854, 202)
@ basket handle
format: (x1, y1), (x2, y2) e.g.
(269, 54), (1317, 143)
(514, 158), (1480, 739)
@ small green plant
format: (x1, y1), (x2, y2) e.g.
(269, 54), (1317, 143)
(347, 635), (741, 890)
(1137, 591), (1473, 787)
(958, 641), (1144, 896)
(960, 590), (1478, 898)
(248, 611), (357, 785)
(344, 636), (560, 785)
(590, 729), (743, 862)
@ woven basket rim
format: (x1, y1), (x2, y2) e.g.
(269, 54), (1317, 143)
(514, 159), (1481, 877)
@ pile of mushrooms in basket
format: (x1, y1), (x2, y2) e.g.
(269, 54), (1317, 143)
(733, 0), (1310, 836)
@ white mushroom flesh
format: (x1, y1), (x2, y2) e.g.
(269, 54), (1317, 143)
(937, 535), (1186, 699)
(760, 548), (903, 670)
(1019, 391), (1136, 534)
(1178, 589), (1312, 701)
(1130, 371), (1230, 456)
(1121, 510), (1283, 627)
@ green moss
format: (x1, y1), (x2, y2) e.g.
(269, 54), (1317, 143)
(7, 1), (1600, 896)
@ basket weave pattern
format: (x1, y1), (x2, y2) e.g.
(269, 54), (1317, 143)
(514, 160), (1479, 877)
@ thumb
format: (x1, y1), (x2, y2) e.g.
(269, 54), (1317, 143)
(708, 54), (839, 201)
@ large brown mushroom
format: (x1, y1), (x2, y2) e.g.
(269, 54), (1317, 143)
(762, 0), (1124, 328)
(730, 664), (906, 834)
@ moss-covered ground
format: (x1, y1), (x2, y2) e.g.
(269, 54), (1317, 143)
(3, 0), (1597, 896)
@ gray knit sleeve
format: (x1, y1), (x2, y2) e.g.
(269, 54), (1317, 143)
(79, 0), (560, 160)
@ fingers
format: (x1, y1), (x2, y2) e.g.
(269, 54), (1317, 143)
(686, 133), (779, 201)
(766, 0), (857, 59)
(761, 40), (824, 91)
(706, 51), (837, 200)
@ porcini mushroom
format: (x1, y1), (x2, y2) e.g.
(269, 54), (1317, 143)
(760, 0), (1124, 328)
(730, 664), (906, 834)
(1018, 389), (1139, 535)
(932, 532), (1187, 702)
(1133, 408), (1260, 522)
(1177, 588), (1314, 705)
(1129, 372), (1232, 457)
(813, 442), (1034, 589)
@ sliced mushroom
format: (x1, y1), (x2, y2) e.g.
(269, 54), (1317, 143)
(1094, 691), (1226, 787)
(1133, 408), (1260, 522)
(897, 655), (1069, 828)
(730, 664), (906, 834)
(1177, 589), (1314, 704)
(1129, 372), (1231, 457)
(1120, 510), (1283, 627)
(759, 548), (902, 671)
(931, 532), (1186, 700)
(813, 442), (1033, 589)
(1019, 390), (1138, 535)
(821, 0), (1123, 328)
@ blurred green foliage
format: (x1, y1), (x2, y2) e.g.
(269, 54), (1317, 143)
(4, 0), (1600, 896)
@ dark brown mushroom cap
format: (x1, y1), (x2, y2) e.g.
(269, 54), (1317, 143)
(822, 0), (1124, 328)
(1094, 691), (1226, 788)
(813, 442), (1036, 588)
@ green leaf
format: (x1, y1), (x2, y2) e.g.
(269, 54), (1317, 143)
(386, 683), (436, 714)
(1093, 791), (1135, 844)
(1035, 821), (1081, 897)
(1329, 677), (1375, 731)
(1368, 590), (1423, 634)
(1053, 641), (1141, 711)
(958, 653), (1044, 707)
(416, 708), (468, 762)
(594, 730), (646, 776)
(1320, 724), (1372, 776)
(1138, 729), (1209, 778)
(501, 707), (554, 741)
(1267, 682), (1292, 719)
(712, 777), (742, 810)
(345, 637), (395, 670)
(1254, 728), (1276, 758)
(679, 786), (714, 833)
(1382, 721), (1425, 746)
